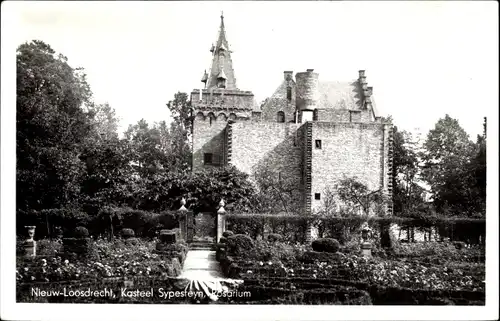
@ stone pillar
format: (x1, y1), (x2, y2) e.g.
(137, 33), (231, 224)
(305, 222), (313, 244)
(24, 226), (37, 257)
(216, 199), (226, 243)
(178, 197), (188, 241)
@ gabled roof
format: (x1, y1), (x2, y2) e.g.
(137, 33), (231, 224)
(317, 80), (364, 110)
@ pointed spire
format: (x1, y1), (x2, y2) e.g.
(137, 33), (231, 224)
(204, 13), (237, 90)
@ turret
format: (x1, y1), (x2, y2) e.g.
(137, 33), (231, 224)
(295, 69), (319, 123)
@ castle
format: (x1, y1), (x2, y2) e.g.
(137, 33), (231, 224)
(191, 14), (393, 215)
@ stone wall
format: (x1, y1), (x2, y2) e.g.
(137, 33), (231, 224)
(260, 76), (297, 123)
(309, 122), (391, 214)
(230, 121), (305, 211)
(192, 116), (228, 171)
(191, 89), (255, 110)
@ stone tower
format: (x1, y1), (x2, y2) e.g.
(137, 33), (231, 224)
(191, 13), (258, 171)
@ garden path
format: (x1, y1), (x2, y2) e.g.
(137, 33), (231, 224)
(179, 250), (225, 280)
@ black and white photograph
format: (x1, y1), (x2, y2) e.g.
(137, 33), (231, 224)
(1, 1), (498, 320)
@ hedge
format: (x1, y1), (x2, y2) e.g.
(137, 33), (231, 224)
(225, 213), (486, 245)
(17, 207), (188, 239)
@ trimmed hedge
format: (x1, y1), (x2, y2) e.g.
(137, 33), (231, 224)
(312, 238), (340, 253)
(298, 251), (345, 264)
(226, 213), (486, 245)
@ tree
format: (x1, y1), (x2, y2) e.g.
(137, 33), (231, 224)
(16, 40), (93, 212)
(123, 119), (190, 176)
(421, 115), (477, 215)
(335, 177), (386, 216)
(166, 92), (192, 171)
(252, 166), (302, 214)
(392, 126), (426, 215)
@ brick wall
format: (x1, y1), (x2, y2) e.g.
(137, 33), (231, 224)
(230, 122), (305, 211)
(260, 79), (296, 122)
(309, 122), (391, 214)
(192, 117), (228, 171)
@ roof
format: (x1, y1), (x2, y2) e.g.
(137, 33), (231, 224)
(317, 80), (364, 110)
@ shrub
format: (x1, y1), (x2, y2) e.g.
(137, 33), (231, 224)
(453, 241), (466, 250)
(267, 233), (283, 243)
(124, 238), (139, 246)
(223, 230), (234, 238)
(37, 239), (63, 256)
(73, 227), (89, 239)
(121, 228), (135, 239)
(299, 251), (345, 263)
(312, 238), (340, 253)
(226, 234), (254, 255)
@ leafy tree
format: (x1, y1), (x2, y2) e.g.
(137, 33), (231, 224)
(392, 126), (426, 215)
(124, 118), (190, 176)
(252, 166), (301, 214)
(16, 40), (93, 212)
(335, 177), (386, 216)
(166, 92), (192, 170)
(129, 166), (256, 213)
(421, 115), (477, 215)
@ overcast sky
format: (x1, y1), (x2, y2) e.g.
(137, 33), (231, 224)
(6, 1), (499, 138)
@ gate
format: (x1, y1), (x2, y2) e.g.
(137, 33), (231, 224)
(193, 212), (217, 243)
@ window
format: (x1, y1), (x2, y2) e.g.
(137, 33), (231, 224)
(204, 153), (213, 165)
(277, 111), (285, 123)
(286, 87), (292, 100)
(313, 109), (318, 121)
(315, 140), (322, 149)
(315, 193), (321, 200)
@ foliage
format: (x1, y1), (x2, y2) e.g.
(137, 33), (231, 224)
(226, 234), (255, 255)
(267, 233), (283, 243)
(335, 177), (387, 216)
(17, 239), (185, 283)
(392, 127), (426, 215)
(421, 115), (483, 216)
(311, 238), (340, 253)
(251, 166), (302, 214)
(73, 227), (89, 238)
(121, 228), (135, 238)
(16, 40), (93, 212)
(222, 230), (234, 238)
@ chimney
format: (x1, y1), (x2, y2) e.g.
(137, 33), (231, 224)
(306, 69), (315, 72)
(284, 71), (293, 81)
(367, 86), (373, 97)
(358, 70), (365, 78)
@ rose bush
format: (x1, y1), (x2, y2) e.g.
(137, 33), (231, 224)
(16, 239), (185, 283)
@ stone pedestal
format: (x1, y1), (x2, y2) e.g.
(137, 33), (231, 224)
(361, 241), (372, 258)
(24, 240), (36, 257)
(24, 226), (36, 257)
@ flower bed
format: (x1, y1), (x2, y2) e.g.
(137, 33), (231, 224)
(16, 239), (188, 284)
(219, 240), (485, 293)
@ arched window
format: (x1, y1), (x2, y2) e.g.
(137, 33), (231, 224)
(277, 111), (285, 123)
(313, 109), (319, 121)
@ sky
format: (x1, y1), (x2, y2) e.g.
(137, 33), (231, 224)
(5, 1), (499, 138)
